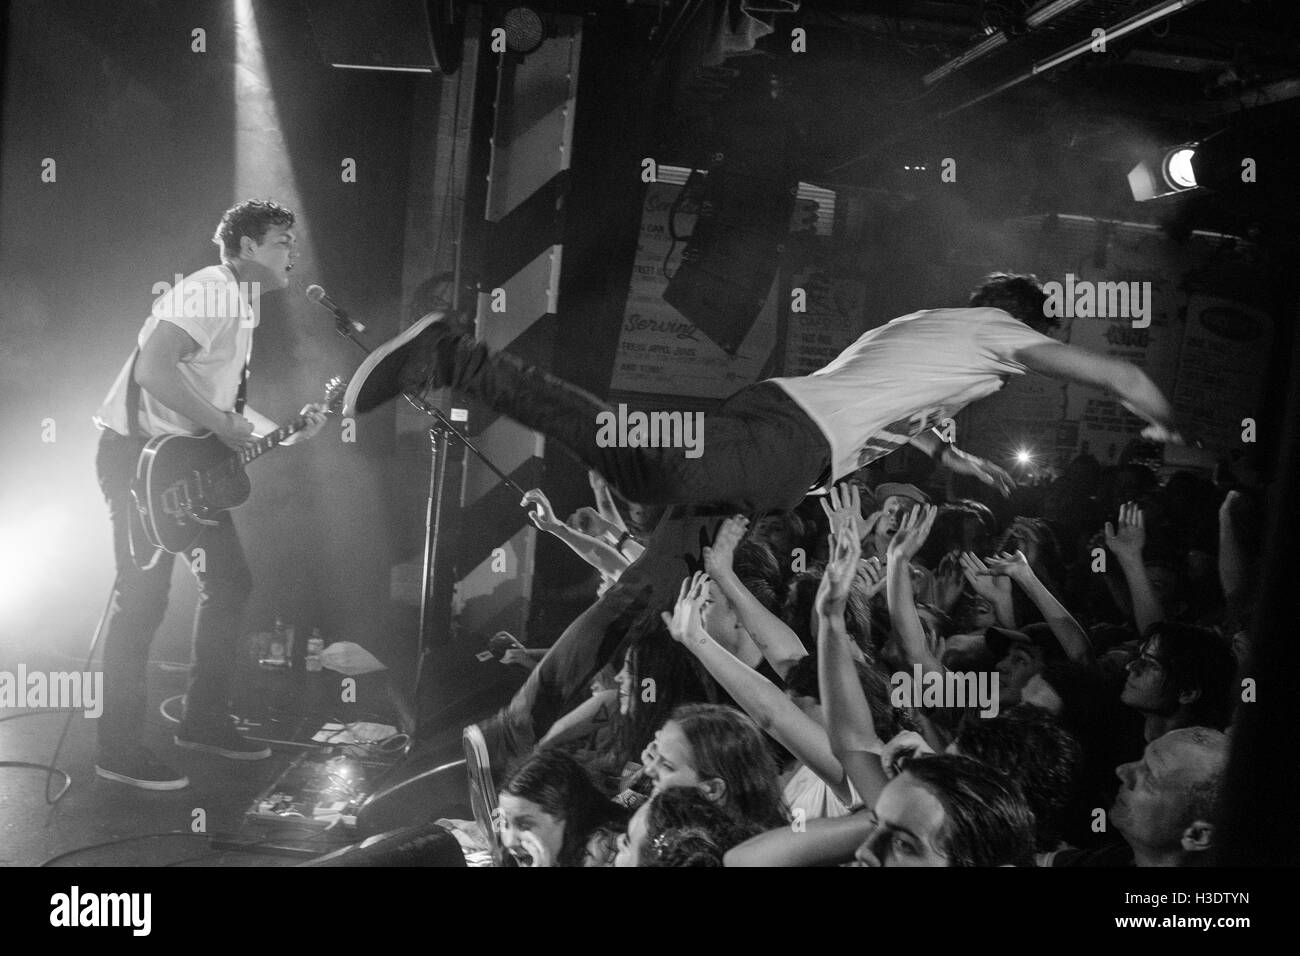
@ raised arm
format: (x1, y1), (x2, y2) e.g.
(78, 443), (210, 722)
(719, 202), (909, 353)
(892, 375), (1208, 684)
(522, 489), (630, 581)
(536, 689), (619, 750)
(910, 430), (1015, 497)
(885, 505), (945, 674)
(818, 523), (889, 809)
(704, 515), (807, 678)
(958, 551), (1016, 628)
(1103, 502), (1164, 635)
(588, 470), (628, 534)
(1017, 341), (1183, 443)
(983, 550), (1091, 662)
(724, 811), (877, 867)
(663, 573), (853, 805)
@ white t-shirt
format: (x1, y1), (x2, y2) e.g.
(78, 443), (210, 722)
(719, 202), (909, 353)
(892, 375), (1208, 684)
(94, 265), (256, 437)
(781, 763), (862, 821)
(768, 307), (1057, 488)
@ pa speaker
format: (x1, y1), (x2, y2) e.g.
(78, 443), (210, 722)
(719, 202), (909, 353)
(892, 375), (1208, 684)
(305, 0), (465, 75)
(662, 164), (796, 356)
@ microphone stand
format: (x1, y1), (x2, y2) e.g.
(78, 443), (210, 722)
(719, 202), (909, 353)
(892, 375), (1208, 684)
(332, 312), (526, 744)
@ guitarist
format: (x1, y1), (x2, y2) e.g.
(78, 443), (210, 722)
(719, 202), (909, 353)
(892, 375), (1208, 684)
(91, 199), (328, 790)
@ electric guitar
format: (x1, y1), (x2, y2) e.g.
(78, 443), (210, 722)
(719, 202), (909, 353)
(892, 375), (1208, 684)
(131, 377), (346, 555)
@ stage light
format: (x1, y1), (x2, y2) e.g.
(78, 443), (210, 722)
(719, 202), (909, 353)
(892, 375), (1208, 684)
(1164, 147), (1198, 189)
(1128, 142), (1201, 202)
(501, 6), (546, 55)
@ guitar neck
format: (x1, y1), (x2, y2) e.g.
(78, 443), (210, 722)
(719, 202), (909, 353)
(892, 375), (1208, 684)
(236, 414), (311, 465)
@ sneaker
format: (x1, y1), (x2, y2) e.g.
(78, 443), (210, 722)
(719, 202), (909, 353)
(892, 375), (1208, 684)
(462, 723), (503, 867)
(175, 718), (272, 760)
(342, 310), (472, 417)
(96, 748), (190, 790)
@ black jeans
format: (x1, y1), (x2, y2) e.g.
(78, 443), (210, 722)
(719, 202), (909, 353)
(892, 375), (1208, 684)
(95, 428), (253, 755)
(430, 330), (832, 774)
(421, 328), (832, 514)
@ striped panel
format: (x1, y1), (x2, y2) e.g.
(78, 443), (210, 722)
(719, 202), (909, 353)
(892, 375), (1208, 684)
(451, 15), (582, 643)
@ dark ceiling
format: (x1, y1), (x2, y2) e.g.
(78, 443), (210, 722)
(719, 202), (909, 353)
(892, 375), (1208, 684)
(642, 0), (1300, 240)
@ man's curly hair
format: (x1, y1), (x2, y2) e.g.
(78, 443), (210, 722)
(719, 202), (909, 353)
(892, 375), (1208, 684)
(213, 199), (295, 258)
(969, 272), (1056, 332)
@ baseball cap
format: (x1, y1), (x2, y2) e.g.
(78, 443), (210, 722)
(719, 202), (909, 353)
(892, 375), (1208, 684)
(872, 483), (931, 509)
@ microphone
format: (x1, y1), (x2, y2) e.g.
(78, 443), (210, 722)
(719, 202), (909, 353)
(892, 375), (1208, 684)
(305, 284), (366, 333)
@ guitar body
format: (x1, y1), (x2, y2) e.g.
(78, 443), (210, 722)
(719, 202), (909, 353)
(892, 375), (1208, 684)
(133, 433), (251, 554)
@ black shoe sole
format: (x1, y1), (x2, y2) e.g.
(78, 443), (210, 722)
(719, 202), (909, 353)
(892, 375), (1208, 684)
(95, 764), (190, 790)
(343, 311), (448, 417)
(173, 735), (272, 760)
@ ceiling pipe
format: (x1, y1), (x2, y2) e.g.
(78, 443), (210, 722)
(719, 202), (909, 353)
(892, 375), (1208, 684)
(826, 0), (1210, 176)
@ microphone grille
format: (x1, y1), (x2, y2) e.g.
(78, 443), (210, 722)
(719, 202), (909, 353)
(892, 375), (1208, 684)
(305, 284), (325, 303)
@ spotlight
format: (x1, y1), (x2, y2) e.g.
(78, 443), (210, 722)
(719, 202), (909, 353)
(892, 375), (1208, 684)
(501, 5), (546, 55)
(1164, 147), (1198, 190)
(1015, 449), (1033, 465)
(1128, 142), (1200, 202)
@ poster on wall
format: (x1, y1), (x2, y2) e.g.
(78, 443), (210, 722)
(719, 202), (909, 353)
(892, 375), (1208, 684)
(961, 218), (1194, 467)
(1171, 294), (1273, 457)
(782, 262), (867, 377)
(610, 180), (778, 399)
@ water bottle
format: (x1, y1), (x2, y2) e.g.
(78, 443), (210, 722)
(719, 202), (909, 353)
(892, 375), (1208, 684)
(267, 615), (287, 666)
(306, 628), (325, 672)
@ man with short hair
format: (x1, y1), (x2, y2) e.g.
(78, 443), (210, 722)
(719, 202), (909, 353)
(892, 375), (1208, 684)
(1046, 727), (1229, 866)
(92, 199), (328, 789)
(1121, 622), (1236, 741)
(986, 623), (1068, 707)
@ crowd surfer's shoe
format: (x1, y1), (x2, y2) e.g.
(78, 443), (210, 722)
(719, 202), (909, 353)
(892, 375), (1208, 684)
(342, 310), (472, 417)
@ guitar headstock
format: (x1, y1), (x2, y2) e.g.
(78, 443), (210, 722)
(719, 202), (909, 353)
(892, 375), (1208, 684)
(322, 376), (347, 414)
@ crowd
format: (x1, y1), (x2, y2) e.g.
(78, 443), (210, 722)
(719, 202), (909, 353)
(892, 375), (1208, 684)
(474, 447), (1259, 867)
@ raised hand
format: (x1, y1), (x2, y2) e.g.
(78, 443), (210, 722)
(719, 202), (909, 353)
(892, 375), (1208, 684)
(817, 524), (862, 618)
(855, 555), (887, 601)
(1103, 501), (1146, 563)
(933, 550), (966, 612)
(703, 514), (748, 580)
(959, 551), (1012, 603)
(940, 446), (1015, 497)
(886, 504), (937, 563)
(820, 482), (863, 540)
(521, 488), (562, 531)
(1139, 422), (1186, 445)
(661, 571), (711, 647)
(983, 549), (1033, 583)
(880, 730), (936, 779)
